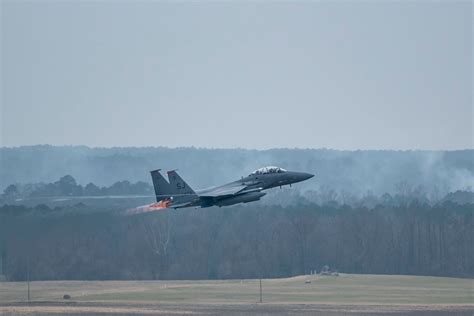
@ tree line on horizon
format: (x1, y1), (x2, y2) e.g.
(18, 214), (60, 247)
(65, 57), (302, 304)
(1, 174), (473, 208)
(1, 146), (473, 199)
(1, 175), (153, 202)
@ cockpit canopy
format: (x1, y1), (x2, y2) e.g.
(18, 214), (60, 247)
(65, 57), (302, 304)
(250, 166), (287, 175)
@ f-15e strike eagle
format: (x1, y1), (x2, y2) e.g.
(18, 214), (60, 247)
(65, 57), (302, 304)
(143, 166), (314, 211)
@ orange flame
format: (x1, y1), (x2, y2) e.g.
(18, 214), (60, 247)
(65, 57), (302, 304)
(126, 198), (172, 215)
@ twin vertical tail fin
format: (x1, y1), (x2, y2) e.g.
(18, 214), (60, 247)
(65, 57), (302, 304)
(167, 170), (196, 195)
(150, 169), (173, 201)
(150, 169), (196, 202)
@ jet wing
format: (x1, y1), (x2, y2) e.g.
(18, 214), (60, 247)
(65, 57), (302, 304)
(199, 182), (262, 198)
(199, 185), (246, 197)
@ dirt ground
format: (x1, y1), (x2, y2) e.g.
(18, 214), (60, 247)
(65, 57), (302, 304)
(1, 301), (473, 316)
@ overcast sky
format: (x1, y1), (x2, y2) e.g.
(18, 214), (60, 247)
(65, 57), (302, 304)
(1, 1), (472, 150)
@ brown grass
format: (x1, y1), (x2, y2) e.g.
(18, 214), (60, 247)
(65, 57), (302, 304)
(0, 274), (473, 315)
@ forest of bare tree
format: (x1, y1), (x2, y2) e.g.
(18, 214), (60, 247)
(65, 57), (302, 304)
(1, 198), (472, 281)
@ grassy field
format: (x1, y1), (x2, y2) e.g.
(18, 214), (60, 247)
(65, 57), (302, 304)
(0, 274), (473, 315)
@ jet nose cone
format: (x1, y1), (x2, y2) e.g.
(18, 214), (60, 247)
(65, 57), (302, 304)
(293, 172), (314, 182)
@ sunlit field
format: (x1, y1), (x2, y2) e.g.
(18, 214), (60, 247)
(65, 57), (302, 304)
(1, 274), (473, 315)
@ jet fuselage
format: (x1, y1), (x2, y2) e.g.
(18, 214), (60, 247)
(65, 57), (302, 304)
(150, 166), (314, 209)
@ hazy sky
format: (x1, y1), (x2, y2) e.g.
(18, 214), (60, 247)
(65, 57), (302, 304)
(1, 1), (472, 150)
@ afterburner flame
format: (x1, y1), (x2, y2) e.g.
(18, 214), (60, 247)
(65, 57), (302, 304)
(126, 198), (172, 215)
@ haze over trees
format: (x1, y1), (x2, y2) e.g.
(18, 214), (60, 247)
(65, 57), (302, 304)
(0, 175), (153, 203)
(0, 146), (472, 281)
(1, 175), (473, 209)
(1, 146), (472, 200)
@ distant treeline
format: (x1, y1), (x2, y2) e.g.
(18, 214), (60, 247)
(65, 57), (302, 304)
(1, 146), (473, 199)
(2, 175), (473, 208)
(1, 200), (472, 281)
(1, 175), (153, 201)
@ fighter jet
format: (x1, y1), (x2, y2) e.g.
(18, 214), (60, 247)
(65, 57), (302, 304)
(147, 166), (314, 209)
